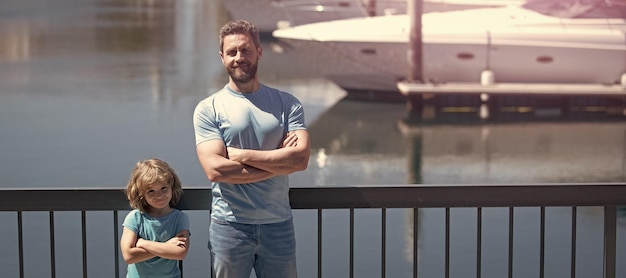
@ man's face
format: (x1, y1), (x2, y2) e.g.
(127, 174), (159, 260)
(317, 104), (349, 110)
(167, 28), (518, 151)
(220, 33), (262, 84)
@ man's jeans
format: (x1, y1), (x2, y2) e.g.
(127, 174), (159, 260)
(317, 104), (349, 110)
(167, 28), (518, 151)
(209, 218), (297, 278)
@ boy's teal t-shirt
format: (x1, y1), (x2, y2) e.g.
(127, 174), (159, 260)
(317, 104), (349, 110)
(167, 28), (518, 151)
(123, 209), (190, 278)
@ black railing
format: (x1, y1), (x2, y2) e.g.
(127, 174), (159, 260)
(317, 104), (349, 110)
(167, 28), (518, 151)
(1, 183), (626, 278)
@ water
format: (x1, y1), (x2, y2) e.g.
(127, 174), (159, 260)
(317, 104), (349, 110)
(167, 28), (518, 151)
(1, 0), (626, 277)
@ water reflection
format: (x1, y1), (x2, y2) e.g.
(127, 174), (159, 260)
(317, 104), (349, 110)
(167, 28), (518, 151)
(0, 0), (226, 102)
(399, 95), (626, 184)
(304, 94), (626, 186)
(304, 100), (409, 186)
(0, 0), (232, 189)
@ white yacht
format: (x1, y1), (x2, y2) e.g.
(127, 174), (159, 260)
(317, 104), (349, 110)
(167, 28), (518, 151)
(221, 0), (522, 32)
(272, 0), (626, 94)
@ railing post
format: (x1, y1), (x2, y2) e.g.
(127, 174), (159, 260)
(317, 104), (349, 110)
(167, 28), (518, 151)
(82, 211), (88, 278)
(571, 207), (578, 278)
(18, 211), (24, 278)
(604, 206), (617, 278)
(50, 211), (56, 278)
(381, 208), (387, 278)
(318, 209), (323, 278)
(114, 211), (120, 278)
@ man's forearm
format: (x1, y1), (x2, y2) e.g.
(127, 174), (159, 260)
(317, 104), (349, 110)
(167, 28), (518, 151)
(199, 150), (276, 184)
(228, 147), (308, 175)
(197, 136), (306, 184)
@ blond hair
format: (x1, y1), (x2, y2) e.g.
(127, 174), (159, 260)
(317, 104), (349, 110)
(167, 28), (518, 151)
(125, 158), (183, 212)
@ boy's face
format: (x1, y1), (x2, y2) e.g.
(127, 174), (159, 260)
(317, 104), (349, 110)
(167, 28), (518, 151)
(144, 182), (172, 210)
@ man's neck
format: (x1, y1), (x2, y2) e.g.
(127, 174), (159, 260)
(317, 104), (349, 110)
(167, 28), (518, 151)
(229, 79), (260, 94)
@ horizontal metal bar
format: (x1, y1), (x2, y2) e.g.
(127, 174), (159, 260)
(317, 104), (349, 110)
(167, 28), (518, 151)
(288, 183), (626, 209)
(0, 188), (212, 211)
(0, 189), (130, 211)
(2, 183), (626, 211)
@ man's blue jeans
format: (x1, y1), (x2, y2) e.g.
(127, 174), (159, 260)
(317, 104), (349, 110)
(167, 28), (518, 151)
(208, 218), (297, 278)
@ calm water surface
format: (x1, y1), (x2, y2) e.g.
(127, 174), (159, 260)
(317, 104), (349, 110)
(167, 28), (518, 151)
(1, 0), (625, 277)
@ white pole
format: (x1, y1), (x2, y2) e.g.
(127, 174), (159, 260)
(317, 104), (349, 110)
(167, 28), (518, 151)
(408, 0), (423, 83)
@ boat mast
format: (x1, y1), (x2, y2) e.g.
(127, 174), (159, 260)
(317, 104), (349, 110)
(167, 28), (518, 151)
(408, 0), (423, 83)
(365, 0), (376, 16)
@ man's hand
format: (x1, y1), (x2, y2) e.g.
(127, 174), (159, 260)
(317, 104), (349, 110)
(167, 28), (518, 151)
(226, 145), (243, 162)
(281, 131), (298, 148)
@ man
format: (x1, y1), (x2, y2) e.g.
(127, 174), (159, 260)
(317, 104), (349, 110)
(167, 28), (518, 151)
(193, 19), (310, 278)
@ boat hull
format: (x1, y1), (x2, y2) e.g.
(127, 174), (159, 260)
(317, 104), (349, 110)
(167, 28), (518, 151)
(273, 7), (626, 93)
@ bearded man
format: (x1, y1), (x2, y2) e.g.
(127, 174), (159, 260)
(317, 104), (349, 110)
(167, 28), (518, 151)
(192, 19), (310, 278)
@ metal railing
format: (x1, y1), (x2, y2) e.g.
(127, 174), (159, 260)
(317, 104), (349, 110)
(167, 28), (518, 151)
(1, 183), (626, 278)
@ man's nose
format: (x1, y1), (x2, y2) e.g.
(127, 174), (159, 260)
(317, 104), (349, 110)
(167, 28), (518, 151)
(235, 51), (245, 61)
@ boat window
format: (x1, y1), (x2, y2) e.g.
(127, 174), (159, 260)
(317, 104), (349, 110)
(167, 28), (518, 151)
(575, 4), (626, 18)
(522, 0), (626, 18)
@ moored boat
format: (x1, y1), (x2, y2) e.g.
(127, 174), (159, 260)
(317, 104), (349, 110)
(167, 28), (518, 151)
(272, 0), (626, 96)
(221, 0), (523, 32)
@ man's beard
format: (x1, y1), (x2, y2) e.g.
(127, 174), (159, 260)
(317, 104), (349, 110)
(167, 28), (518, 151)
(227, 62), (258, 84)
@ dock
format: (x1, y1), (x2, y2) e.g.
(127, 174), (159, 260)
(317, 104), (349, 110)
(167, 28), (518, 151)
(397, 81), (626, 96)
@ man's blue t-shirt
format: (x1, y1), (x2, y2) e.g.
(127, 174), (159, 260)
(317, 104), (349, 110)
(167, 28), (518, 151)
(193, 84), (306, 224)
(122, 209), (190, 278)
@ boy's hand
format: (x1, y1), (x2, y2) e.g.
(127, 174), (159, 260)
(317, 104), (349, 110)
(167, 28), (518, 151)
(166, 234), (188, 248)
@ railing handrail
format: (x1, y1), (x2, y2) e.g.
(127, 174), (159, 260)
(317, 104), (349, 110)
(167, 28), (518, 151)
(2, 182), (626, 211)
(2, 183), (625, 278)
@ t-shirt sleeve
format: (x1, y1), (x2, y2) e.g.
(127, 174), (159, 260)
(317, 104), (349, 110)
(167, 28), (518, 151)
(177, 211), (190, 236)
(287, 95), (306, 131)
(193, 99), (223, 145)
(122, 209), (141, 233)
